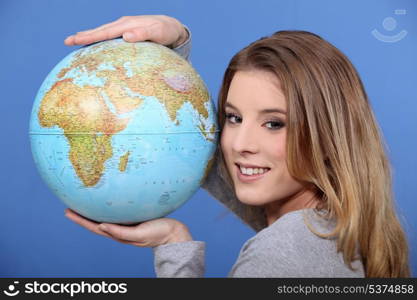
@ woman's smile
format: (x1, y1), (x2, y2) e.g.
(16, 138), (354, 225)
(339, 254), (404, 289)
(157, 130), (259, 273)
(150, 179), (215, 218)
(235, 163), (271, 182)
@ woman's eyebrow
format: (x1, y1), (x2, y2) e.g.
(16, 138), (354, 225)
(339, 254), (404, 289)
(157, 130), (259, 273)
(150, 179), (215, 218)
(225, 102), (287, 115)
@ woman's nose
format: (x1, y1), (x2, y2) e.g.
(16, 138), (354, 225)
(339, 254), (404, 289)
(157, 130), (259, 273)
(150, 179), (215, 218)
(231, 124), (259, 154)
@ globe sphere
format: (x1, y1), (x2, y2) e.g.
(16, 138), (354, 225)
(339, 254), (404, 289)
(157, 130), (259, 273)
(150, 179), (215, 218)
(29, 39), (218, 224)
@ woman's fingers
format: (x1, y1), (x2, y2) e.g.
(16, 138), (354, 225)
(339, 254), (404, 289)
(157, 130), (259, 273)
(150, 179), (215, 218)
(66, 24), (150, 45)
(64, 209), (112, 238)
(98, 223), (146, 243)
(65, 17), (127, 45)
(65, 209), (143, 245)
(98, 219), (179, 247)
(66, 27), (123, 45)
(65, 16), (150, 46)
(122, 24), (157, 42)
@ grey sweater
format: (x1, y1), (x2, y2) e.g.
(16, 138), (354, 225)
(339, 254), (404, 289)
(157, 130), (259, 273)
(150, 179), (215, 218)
(154, 29), (365, 278)
(153, 209), (364, 277)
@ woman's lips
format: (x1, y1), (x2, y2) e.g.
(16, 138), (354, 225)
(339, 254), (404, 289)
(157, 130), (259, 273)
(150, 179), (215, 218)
(235, 164), (270, 183)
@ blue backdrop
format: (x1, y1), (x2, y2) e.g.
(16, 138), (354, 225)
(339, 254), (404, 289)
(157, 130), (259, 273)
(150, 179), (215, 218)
(1, 0), (416, 277)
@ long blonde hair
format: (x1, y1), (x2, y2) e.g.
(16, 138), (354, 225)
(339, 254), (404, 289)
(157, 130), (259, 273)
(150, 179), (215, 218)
(216, 30), (410, 277)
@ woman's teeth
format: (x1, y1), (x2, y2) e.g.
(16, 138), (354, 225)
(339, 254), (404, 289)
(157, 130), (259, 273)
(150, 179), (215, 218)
(239, 166), (270, 175)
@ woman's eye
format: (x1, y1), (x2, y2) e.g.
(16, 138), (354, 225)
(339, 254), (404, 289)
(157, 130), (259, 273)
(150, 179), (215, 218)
(265, 121), (285, 130)
(225, 113), (241, 124)
(225, 113), (285, 130)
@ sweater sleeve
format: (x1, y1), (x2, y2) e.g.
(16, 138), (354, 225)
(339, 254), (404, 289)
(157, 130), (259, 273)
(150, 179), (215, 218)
(152, 241), (205, 277)
(172, 26), (191, 61)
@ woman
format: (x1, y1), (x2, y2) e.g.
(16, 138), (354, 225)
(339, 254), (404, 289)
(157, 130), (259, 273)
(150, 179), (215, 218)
(64, 15), (410, 277)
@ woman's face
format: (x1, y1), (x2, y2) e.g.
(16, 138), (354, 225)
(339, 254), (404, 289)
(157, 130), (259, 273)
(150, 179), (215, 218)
(221, 70), (310, 213)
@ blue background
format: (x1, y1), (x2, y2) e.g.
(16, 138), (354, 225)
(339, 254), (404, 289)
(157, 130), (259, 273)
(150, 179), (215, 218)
(1, 0), (416, 277)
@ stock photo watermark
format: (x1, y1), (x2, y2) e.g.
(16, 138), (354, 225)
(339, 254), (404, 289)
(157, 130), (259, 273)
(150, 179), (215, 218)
(2, 280), (128, 297)
(371, 9), (407, 43)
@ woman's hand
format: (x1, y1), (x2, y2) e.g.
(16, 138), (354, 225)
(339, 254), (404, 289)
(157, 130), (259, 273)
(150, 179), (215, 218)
(64, 208), (192, 247)
(64, 15), (188, 48)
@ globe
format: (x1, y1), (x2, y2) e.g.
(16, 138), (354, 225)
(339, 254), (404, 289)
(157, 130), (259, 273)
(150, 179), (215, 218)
(29, 39), (218, 224)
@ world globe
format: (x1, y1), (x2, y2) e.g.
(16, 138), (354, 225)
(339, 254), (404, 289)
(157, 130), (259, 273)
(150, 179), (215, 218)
(29, 39), (218, 224)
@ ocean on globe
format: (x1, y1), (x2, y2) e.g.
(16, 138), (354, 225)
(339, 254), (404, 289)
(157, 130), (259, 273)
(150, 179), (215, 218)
(29, 39), (218, 224)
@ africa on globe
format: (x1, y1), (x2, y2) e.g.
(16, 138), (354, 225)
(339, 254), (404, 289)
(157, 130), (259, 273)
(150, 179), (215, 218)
(29, 39), (218, 224)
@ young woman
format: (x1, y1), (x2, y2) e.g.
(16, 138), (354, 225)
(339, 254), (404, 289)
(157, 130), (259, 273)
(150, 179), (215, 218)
(64, 15), (410, 277)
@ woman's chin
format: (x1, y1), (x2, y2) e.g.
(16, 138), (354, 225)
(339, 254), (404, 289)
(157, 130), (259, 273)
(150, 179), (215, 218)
(235, 188), (267, 206)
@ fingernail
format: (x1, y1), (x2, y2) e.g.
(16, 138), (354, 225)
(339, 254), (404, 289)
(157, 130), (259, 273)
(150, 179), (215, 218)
(123, 32), (134, 40)
(99, 224), (108, 231)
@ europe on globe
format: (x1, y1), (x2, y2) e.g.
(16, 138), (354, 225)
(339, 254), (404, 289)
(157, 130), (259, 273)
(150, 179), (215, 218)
(29, 39), (218, 224)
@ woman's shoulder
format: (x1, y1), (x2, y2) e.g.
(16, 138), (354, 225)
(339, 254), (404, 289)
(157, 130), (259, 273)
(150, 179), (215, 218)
(263, 208), (336, 239)
(249, 208), (330, 242)
(231, 208), (364, 277)
(243, 208), (335, 256)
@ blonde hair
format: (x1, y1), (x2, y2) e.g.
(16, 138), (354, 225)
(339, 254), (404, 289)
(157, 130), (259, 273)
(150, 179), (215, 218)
(216, 30), (410, 277)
